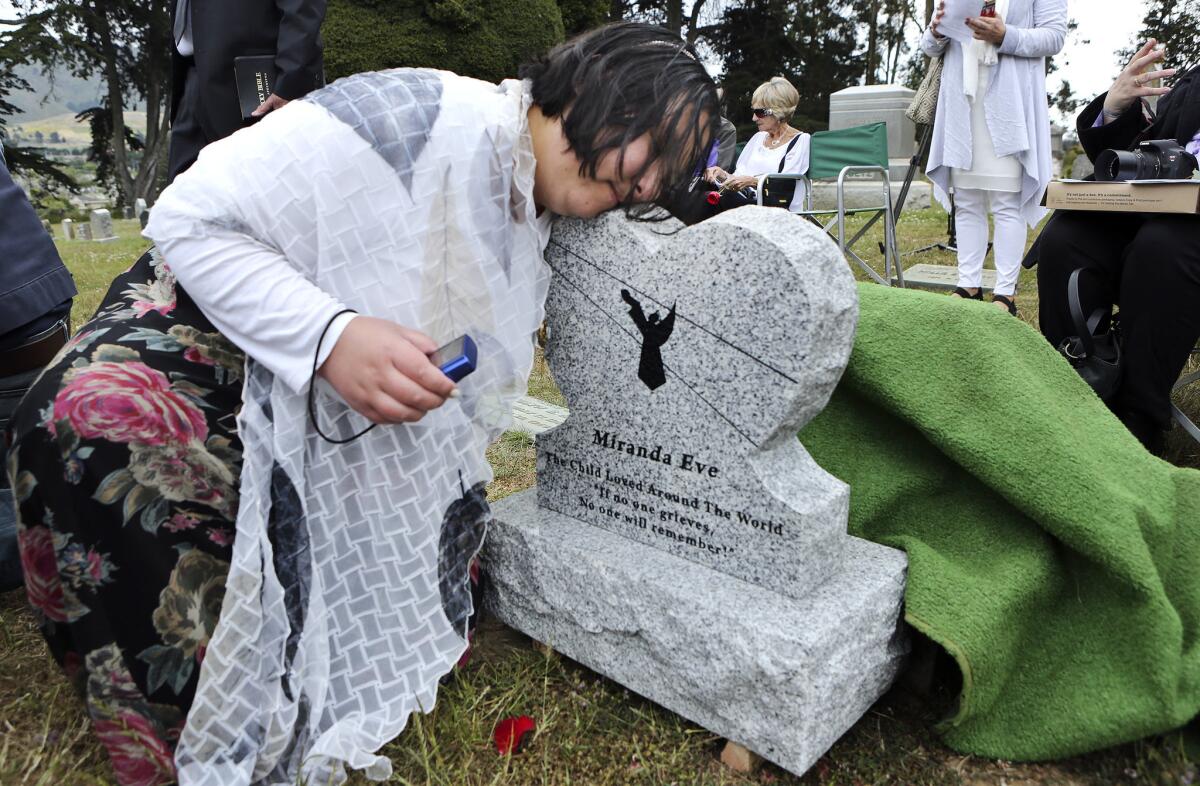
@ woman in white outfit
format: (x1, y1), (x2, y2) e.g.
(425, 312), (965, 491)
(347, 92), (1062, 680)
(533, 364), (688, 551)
(705, 77), (811, 212)
(921, 0), (1067, 315)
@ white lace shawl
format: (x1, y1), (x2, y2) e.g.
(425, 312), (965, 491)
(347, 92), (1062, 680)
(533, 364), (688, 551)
(147, 70), (550, 785)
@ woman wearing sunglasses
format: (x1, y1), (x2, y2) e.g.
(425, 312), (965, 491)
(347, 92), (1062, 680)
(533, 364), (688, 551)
(704, 76), (810, 211)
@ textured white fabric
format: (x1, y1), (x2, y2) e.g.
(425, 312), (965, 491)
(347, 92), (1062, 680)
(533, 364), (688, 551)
(960, 0), (1009, 99)
(147, 69), (551, 785)
(953, 187), (1026, 296)
(143, 226), (358, 394)
(920, 0), (1067, 227)
(950, 63), (1023, 193)
(734, 131), (810, 211)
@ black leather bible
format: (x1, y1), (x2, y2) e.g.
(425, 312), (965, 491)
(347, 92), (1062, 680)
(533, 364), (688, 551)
(234, 55), (276, 120)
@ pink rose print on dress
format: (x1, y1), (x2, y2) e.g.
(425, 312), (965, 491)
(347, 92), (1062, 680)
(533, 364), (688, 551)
(53, 361), (207, 447)
(93, 709), (177, 786)
(18, 526), (89, 623)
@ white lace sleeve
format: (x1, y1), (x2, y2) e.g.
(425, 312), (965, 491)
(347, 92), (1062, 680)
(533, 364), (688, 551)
(145, 103), (363, 393)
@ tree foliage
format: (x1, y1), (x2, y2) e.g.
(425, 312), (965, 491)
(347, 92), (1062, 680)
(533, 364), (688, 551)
(8, 0), (171, 208)
(706, 0), (864, 134)
(1130, 0), (1200, 76)
(323, 0), (567, 83)
(0, 9), (76, 187)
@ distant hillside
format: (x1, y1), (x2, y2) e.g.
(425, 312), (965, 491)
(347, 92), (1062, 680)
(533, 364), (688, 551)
(7, 111), (148, 148)
(8, 63), (145, 122)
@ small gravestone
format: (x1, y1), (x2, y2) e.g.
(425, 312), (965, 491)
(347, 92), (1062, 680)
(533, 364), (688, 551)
(41, 218), (53, 236)
(485, 208), (908, 779)
(76, 222), (92, 241)
(61, 218), (74, 240)
(90, 208), (117, 242)
(135, 197), (149, 229)
(1070, 153), (1094, 180)
(123, 205), (134, 220)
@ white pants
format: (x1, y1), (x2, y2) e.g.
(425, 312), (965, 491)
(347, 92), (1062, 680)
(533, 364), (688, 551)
(953, 188), (1026, 297)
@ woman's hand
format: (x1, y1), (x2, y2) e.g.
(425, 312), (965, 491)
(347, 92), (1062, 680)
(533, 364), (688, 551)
(930, 1), (946, 39)
(705, 166), (728, 184)
(721, 174), (758, 192)
(1102, 39), (1175, 121)
(965, 14), (1006, 45)
(318, 317), (457, 424)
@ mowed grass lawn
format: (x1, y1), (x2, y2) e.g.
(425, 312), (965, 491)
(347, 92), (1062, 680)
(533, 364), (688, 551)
(2, 215), (1197, 785)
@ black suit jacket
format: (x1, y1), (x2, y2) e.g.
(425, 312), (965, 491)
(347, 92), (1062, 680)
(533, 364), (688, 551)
(171, 0), (326, 142)
(1077, 65), (1200, 164)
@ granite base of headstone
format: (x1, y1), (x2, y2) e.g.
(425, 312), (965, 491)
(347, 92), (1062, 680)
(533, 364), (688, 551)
(61, 218), (74, 240)
(90, 208), (117, 242)
(76, 223), (93, 241)
(484, 208), (909, 779)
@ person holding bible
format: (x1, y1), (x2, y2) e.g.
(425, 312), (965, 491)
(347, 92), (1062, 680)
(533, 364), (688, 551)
(1032, 41), (1200, 454)
(6, 23), (716, 786)
(168, 0), (327, 180)
(921, 0), (1067, 315)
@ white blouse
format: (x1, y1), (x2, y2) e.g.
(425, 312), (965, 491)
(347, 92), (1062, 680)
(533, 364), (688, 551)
(146, 70), (554, 785)
(734, 130), (811, 211)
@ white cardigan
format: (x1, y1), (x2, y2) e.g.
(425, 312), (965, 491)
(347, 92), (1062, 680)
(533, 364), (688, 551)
(920, 0), (1067, 227)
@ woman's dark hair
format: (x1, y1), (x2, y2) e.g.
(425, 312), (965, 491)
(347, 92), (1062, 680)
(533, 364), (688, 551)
(521, 22), (719, 213)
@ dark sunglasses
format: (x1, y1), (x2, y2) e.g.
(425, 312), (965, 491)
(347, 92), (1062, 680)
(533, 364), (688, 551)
(752, 108), (776, 118)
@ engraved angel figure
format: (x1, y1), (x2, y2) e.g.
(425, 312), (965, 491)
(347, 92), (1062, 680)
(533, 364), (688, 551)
(621, 288), (676, 390)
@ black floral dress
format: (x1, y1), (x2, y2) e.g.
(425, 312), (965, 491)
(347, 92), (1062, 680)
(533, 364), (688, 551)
(6, 248), (245, 786)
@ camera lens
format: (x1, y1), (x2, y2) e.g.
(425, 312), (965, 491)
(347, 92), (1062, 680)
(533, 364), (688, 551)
(1095, 149), (1149, 181)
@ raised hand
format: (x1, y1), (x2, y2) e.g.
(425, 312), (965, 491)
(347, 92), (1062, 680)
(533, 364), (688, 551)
(1102, 39), (1176, 121)
(318, 317), (457, 424)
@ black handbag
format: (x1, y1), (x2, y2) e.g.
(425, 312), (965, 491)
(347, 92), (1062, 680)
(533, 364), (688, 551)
(759, 133), (803, 209)
(1057, 268), (1122, 402)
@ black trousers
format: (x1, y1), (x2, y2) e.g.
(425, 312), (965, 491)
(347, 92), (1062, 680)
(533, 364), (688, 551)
(1036, 210), (1200, 446)
(166, 63), (210, 182)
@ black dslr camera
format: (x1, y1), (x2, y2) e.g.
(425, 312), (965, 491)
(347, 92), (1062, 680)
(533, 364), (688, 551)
(1095, 139), (1198, 182)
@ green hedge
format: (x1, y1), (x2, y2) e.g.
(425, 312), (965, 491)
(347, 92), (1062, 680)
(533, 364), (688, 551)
(324, 0), (570, 84)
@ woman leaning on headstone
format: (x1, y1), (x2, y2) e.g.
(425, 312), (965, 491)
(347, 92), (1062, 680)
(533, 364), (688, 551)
(921, 0), (1067, 316)
(4, 22), (718, 786)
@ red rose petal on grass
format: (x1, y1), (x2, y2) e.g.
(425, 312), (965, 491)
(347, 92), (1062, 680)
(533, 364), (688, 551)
(493, 715), (536, 755)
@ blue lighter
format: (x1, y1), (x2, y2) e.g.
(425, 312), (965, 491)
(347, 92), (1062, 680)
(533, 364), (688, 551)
(432, 334), (478, 382)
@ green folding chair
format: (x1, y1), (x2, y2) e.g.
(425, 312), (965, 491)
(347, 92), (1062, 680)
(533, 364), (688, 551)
(756, 121), (903, 286)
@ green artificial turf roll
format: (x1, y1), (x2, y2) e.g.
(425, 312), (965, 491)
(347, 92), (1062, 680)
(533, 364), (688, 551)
(800, 282), (1200, 760)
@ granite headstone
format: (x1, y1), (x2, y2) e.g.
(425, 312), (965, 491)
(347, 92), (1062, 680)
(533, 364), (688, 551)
(76, 222), (93, 241)
(90, 208), (117, 242)
(41, 218), (53, 236)
(61, 218), (74, 240)
(124, 206), (134, 220)
(485, 207), (909, 778)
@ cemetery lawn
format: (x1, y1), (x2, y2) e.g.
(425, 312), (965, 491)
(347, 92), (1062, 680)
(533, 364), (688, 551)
(1, 216), (1196, 785)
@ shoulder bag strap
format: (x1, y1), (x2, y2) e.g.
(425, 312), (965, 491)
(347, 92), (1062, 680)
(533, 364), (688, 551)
(777, 133), (801, 173)
(1067, 267), (1110, 359)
